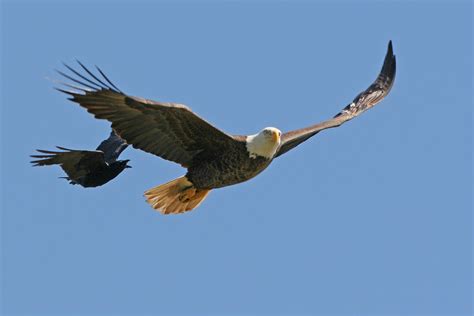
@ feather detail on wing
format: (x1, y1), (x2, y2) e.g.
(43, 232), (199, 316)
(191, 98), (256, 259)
(275, 40), (396, 158)
(55, 62), (239, 167)
(96, 130), (128, 163)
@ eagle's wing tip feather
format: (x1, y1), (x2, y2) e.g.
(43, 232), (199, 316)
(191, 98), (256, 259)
(55, 61), (124, 96)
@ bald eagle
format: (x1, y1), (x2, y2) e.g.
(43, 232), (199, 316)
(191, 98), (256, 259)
(55, 41), (396, 214)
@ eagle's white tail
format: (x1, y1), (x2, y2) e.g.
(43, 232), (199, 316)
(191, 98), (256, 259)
(144, 176), (210, 215)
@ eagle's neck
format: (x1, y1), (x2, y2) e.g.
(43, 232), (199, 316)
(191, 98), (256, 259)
(246, 132), (280, 159)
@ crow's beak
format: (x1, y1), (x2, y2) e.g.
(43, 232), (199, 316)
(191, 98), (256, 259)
(123, 159), (132, 168)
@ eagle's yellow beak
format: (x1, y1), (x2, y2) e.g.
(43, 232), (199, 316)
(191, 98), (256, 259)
(272, 130), (280, 143)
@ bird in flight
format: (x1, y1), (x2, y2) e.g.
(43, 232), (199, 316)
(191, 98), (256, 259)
(54, 41), (396, 214)
(31, 130), (130, 187)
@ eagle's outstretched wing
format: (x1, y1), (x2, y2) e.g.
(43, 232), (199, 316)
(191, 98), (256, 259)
(31, 147), (106, 180)
(56, 62), (239, 167)
(96, 130), (128, 163)
(275, 41), (396, 158)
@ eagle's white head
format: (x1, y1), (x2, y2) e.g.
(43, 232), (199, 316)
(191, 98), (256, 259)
(246, 127), (282, 159)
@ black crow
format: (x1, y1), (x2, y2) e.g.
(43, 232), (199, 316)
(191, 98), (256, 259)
(31, 130), (130, 187)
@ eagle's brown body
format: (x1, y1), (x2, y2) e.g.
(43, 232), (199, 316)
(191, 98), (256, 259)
(187, 140), (271, 189)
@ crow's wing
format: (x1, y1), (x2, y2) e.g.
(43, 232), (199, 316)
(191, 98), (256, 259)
(31, 147), (106, 180)
(275, 41), (396, 158)
(96, 130), (128, 163)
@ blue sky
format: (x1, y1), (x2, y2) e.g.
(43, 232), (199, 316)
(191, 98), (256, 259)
(1, 1), (472, 315)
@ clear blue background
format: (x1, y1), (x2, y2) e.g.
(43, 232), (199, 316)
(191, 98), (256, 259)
(1, 1), (472, 315)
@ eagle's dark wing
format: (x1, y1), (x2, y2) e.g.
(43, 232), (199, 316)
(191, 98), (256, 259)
(31, 147), (106, 180)
(96, 130), (128, 163)
(275, 41), (396, 158)
(56, 62), (240, 168)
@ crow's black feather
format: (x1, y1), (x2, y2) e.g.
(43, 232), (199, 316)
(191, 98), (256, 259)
(31, 130), (130, 187)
